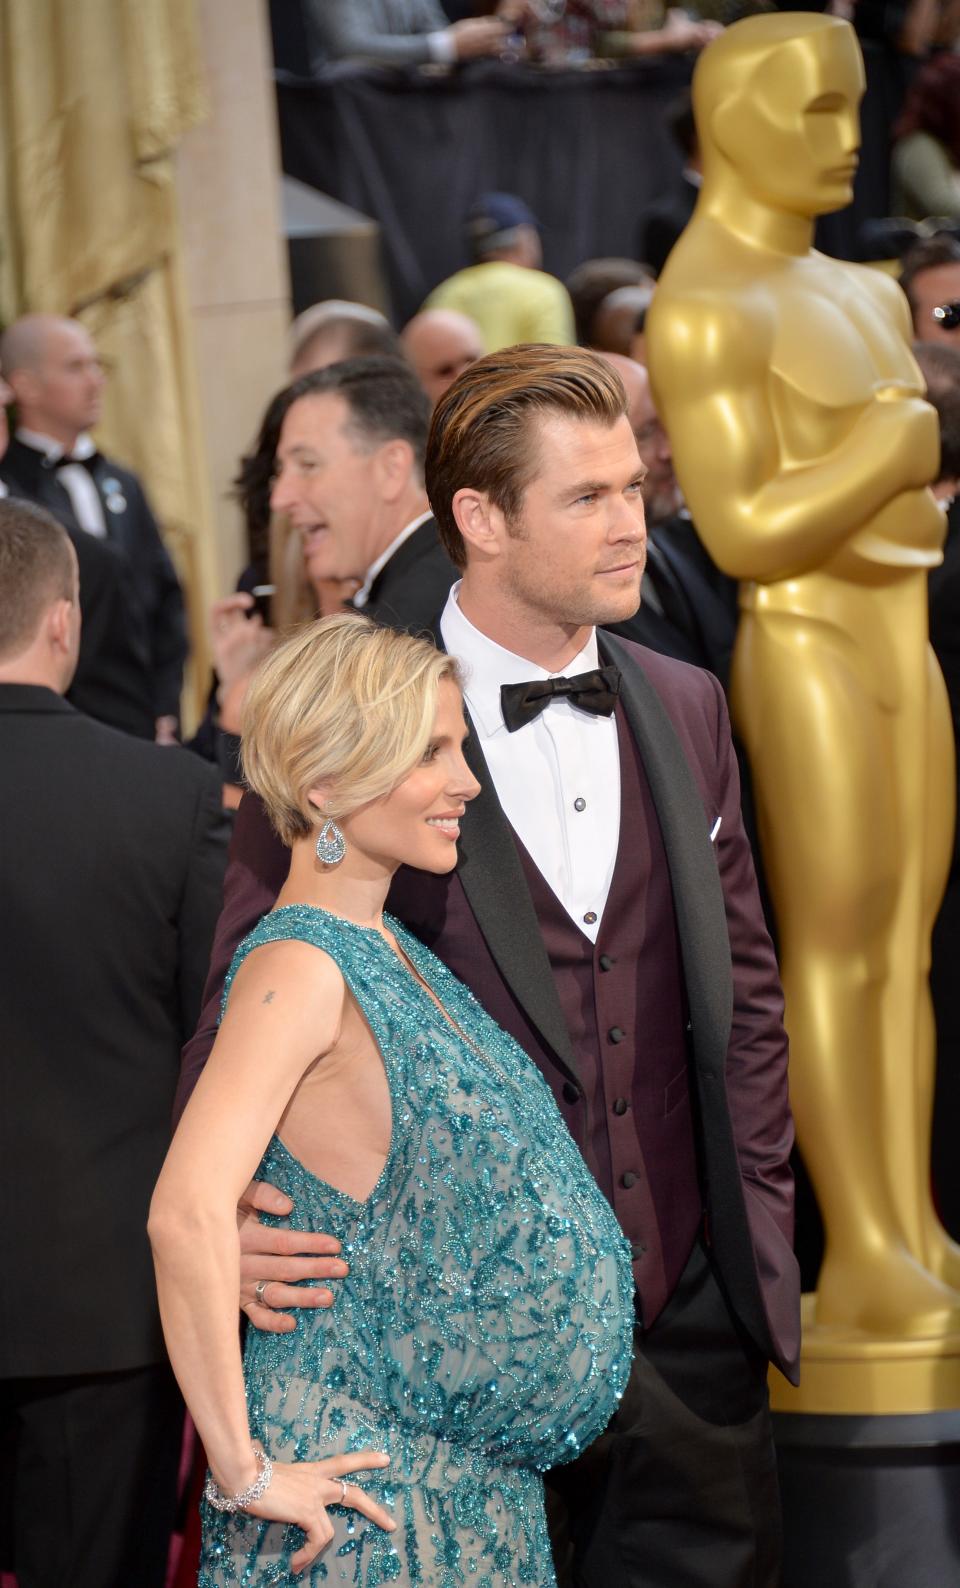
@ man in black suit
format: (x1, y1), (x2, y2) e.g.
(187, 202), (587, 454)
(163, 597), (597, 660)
(0, 500), (229, 1588)
(601, 353), (738, 687)
(270, 357), (459, 632)
(0, 315), (188, 741)
(635, 92), (702, 277)
(0, 345), (155, 738)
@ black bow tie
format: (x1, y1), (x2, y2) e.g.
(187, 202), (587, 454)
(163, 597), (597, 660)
(500, 665), (621, 732)
(54, 452), (99, 473)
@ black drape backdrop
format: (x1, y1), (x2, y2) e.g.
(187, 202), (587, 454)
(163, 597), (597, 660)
(274, 46), (894, 328)
(276, 59), (690, 324)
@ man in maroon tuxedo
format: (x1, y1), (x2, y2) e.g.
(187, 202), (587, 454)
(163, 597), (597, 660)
(177, 345), (799, 1588)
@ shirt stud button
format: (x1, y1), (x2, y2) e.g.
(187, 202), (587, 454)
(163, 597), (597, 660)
(621, 1171), (638, 1189)
(574, 796), (586, 812)
(608, 1026), (625, 1043)
(613, 1097), (629, 1116)
(583, 910), (598, 926)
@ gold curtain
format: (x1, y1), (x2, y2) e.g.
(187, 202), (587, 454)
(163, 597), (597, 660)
(0, 0), (217, 727)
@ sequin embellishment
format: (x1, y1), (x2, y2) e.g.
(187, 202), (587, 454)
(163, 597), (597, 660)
(199, 905), (633, 1586)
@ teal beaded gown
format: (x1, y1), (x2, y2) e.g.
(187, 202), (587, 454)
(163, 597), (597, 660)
(199, 905), (633, 1588)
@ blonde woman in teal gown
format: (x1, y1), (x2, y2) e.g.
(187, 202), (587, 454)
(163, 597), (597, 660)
(150, 613), (633, 1587)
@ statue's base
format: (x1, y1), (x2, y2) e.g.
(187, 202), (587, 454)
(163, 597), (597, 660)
(774, 1410), (960, 1588)
(770, 1296), (960, 1586)
(770, 1295), (960, 1415)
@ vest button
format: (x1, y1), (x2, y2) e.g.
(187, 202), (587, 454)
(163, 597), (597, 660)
(598, 954), (614, 971)
(562, 1081), (581, 1104)
(608, 1026), (625, 1043)
(631, 1240), (647, 1259)
(621, 1171), (638, 1189)
(612, 1097), (629, 1116)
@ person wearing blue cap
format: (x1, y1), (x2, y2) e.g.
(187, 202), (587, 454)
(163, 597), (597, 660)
(424, 192), (576, 351)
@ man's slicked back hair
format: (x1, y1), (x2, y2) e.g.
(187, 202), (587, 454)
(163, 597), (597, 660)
(0, 499), (75, 660)
(425, 343), (628, 568)
(286, 356), (431, 473)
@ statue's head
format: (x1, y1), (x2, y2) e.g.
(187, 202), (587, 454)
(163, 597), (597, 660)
(694, 14), (865, 218)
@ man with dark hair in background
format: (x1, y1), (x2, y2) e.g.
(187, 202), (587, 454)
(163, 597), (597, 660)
(635, 91), (703, 276)
(899, 236), (960, 346)
(565, 258), (656, 346)
(0, 315), (188, 742)
(267, 356), (458, 631)
(0, 499), (228, 1588)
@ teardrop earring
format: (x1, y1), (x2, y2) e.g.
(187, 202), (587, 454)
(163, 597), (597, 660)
(315, 818), (346, 866)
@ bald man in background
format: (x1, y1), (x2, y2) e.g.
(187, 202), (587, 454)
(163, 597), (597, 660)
(401, 308), (485, 406)
(0, 316), (187, 742)
(288, 300), (402, 379)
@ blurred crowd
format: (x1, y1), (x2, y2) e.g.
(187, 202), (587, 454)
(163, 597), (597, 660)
(3, 5), (960, 1582)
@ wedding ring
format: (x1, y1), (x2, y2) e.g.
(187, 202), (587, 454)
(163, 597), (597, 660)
(254, 1279), (270, 1306)
(339, 1478), (348, 1505)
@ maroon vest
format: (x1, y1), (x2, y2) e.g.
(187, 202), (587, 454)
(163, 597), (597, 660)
(514, 705), (702, 1326)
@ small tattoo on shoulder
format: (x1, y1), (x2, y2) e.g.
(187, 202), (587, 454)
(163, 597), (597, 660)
(262, 990), (276, 1005)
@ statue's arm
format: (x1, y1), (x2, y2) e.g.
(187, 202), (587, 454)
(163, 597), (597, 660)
(649, 298), (939, 582)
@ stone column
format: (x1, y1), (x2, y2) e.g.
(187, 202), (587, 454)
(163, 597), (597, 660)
(177, 0), (291, 591)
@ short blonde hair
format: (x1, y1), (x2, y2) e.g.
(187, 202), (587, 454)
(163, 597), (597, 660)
(240, 612), (461, 846)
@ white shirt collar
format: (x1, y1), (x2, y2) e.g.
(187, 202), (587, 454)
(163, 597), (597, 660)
(353, 510), (434, 608)
(17, 427), (97, 465)
(440, 581), (600, 738)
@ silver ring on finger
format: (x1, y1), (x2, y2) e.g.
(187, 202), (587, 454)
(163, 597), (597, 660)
(254, 1279), (270, 1307)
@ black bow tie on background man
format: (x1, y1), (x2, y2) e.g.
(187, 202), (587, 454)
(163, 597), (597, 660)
(500, 664), (621, 732)
(53, 451), (101, 473)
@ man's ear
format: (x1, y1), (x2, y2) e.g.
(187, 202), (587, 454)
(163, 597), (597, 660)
(47, 599), (75, 656)
(451, 488), (505, 562)
(372, 439), (415, 503)
(7, 367), (37, 411)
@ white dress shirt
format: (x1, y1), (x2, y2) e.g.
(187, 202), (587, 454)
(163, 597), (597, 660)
(353, 510), (434, 608)
(440, 584), (621, 943)
(17, 427), (106, 538)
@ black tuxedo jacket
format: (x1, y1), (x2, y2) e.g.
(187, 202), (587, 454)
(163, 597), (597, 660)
(608, 513), (739, 690)
(363, 516), (458, 633)
(636, 175), (699, 276)
(0, 437), (188, 720)
(0, 686), (230, 1378)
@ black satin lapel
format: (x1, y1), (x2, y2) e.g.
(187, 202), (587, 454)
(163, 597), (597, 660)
(457, 727), (581, 1084)
(599, 632), (733, 1075)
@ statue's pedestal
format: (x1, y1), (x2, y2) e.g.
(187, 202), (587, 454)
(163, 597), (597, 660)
(774, 1410), (960, 1588)
(771, 1297), (960, 1586)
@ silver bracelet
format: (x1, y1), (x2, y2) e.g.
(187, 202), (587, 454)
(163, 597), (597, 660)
(203, 1446), (273, 1513)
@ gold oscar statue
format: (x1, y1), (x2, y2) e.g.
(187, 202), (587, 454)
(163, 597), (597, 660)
(646, 12), (960, 1414)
